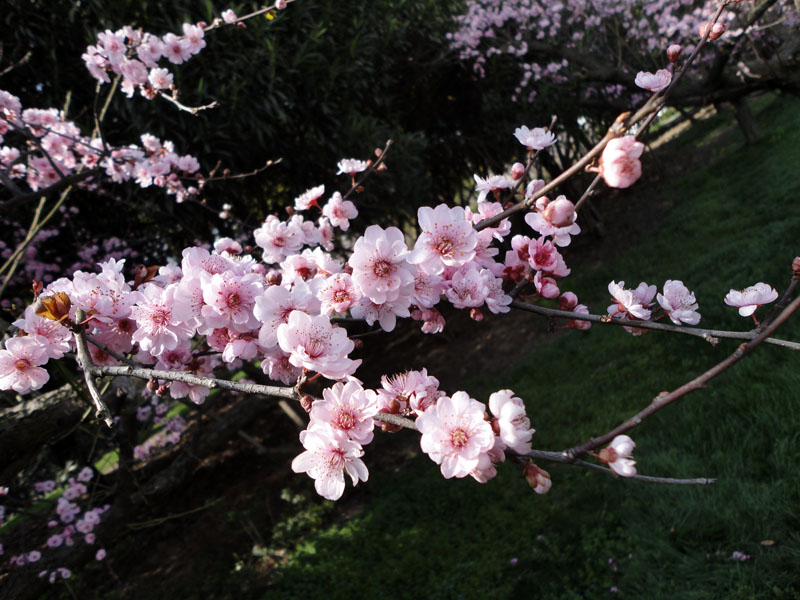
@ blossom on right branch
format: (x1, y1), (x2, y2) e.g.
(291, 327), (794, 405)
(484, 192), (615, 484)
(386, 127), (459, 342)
(597, 435), (636, 477)
(724, 282), (778, 317)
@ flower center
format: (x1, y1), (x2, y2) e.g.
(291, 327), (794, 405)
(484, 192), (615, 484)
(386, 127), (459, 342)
(435, 238), (454, 257)
(15, 359), (30, 371)
(335, 410), (356, 431)
(450, 427), (469, 449)
(373, 260), (393, 278)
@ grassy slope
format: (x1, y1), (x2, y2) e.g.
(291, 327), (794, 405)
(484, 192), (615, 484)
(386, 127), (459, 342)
(260, 95), (800, 599)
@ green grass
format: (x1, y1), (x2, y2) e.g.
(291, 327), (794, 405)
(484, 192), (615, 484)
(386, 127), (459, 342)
(256, 94), (800, 599)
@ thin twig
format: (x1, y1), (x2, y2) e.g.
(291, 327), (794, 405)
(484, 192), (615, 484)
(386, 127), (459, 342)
(157, 91), (219, 115)
(72, 310), (114, 427)
(84, 364), (299, 401)
(563, 290), (800, 460)
(510, 300), (800, 351)
(528, 449), (715, 485)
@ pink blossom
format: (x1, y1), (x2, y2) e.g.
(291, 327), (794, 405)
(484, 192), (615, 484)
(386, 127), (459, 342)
(291, 425), (368, 500)
(350, 296), (411, 333)
(377, 369), (443, 416)
(657, 280), (700, 325)
(148, 68), (173, 90)
(294, 184), (325, 211)
(336, 158), (368, 176)
(277, 311), (360, 380)
(317, 273), (360, 315)
(222, 9), (238, 24)
(182, 24), (206, 55)
(130, 284), (193, 357)
(309, 380), (378, 444)
(411, 307), (446, 334)
(322, 192), (358, 230)
(473, 174), (513, 203)
(445, 265), (488, 309)
(349, 225), (415, 304)
(200, 272), (262, 333)
(607, 281), (655, 320)
(598, 435), (637, 477)
(254, 282), (317, 348)
(12, 304), (72, 360)
(724, 282), (778, 317)
(408, 204), (478, 274)
(634, 69), (672, 93)
(416, 391), (495, 479)
(161, 33), (191, 64)
(513, 125), (556, 150)
(254, 216), (304, 264)
(0, 337), (50, 394)
(599, 136), (645, 189)
(96, 549), (107, 561)
(489, 389), (534, 455)
(524, 196), (580, 247)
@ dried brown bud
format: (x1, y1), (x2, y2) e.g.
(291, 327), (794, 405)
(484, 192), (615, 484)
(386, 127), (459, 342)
(134, 264), (159, 290)
(267, 270), (282, 286)
(355, 185), (365, 193)
(352, 339), (364, 350)
(32, 280), (43, 299)
(35, 292), (72, 323)
(792, 257), (800, 279)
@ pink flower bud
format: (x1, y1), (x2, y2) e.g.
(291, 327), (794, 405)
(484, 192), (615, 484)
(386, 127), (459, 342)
(702, 22), (726, 40)
(511, 162), (526, 180)
(534, 197), (549, 212)
(543, 197), (576, 228)
(146, 380), (158, 392)
(667, 44), (682, 63)
(469, 308), (484, 322)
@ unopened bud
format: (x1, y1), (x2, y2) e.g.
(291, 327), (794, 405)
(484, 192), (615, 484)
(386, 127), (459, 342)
(597, 447), (618, 464)
(376, 163), (388, 173)
(534, 197), (549, 212)
(374, 147), (383, 157)
(300, 395), (315, 413)
(702, 22), (726, 40)
(236, 22), (247, 29)
(543, 197), (576, 227)
(285, 206), (295, 216)
(667, 44), (682, 63)
(355, 185), (365, 193)
(267, 270), (282, 286)
(522, 462), (552, 495)
(352, 338), (364, 350)
(469, 308), (484, 322)
(792, 257), (800, 279)
(156, 384), (169, 397)
(146, 380), (159, 392)
(511, 162), (526, 180)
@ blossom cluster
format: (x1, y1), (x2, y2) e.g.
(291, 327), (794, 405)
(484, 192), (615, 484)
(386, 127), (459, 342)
(290, 372), (542, 500)
(3, 467), (108, 582)
(0, 90), (201, 202)
(608, 279), (701, 334)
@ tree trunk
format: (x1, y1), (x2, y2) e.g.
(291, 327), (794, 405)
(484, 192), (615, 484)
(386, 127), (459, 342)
(732, 97), (763, 144)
